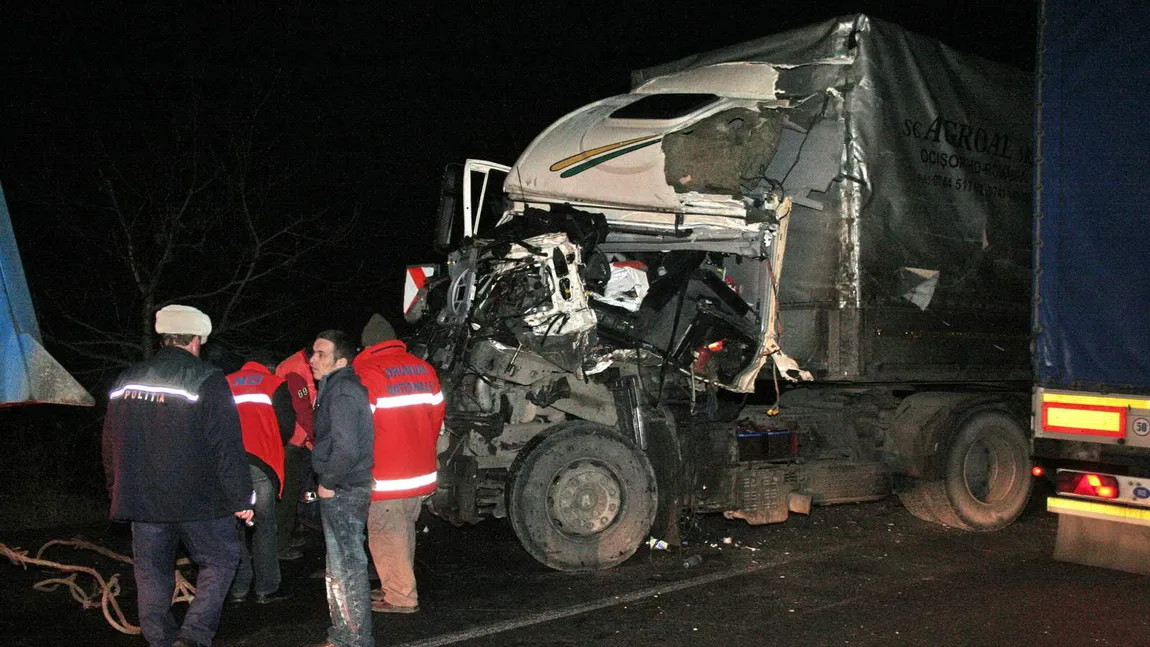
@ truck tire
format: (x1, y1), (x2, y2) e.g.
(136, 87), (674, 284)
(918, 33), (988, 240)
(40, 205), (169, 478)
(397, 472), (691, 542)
(898, 411), (1031, 532)
(508, 422), (657, 571)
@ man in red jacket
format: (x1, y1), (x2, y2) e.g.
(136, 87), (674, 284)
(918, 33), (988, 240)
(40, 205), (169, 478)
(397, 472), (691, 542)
(226, 358), (295, 603)
(274, 348), (317, 559)
(353, 314), (445, 614)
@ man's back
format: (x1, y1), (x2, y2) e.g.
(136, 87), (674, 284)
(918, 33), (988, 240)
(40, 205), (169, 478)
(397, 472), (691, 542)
(353, 340), (445, 498)
(103, 346), (249, 522)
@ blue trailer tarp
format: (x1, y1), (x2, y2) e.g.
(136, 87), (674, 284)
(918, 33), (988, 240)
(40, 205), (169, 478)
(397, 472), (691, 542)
(0, 182), (93, 406)
(1033, 0), (1150, 392)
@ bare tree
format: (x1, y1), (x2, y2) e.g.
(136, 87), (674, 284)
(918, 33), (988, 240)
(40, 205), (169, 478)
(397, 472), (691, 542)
(42, 105), (359, 374)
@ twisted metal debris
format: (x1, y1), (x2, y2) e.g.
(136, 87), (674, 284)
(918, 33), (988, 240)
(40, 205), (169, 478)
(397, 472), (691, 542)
(0, 537), (196, 635)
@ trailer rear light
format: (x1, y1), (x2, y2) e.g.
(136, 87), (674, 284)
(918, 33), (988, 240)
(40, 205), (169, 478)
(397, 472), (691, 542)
(1056, 471), (1119, 499)
(1031, 465), (1045, 478)
(706, 340), (725, 351)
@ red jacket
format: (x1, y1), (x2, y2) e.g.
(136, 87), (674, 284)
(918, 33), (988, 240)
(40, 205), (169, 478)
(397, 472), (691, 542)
(227, 362), (288, 496)
(353, 340), (446, 500)
(275, 350), (316, 449)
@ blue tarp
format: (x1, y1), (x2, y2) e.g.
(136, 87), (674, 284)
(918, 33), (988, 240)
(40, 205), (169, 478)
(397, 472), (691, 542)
(1033, 0), (1150, 393)
(0, 182), (93, 406)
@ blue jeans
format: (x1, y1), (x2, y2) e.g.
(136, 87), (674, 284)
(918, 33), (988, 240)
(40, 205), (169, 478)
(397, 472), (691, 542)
(231, 465), (280, 597)
(132, 517), (240, 647)
(320, 484), (374, 647)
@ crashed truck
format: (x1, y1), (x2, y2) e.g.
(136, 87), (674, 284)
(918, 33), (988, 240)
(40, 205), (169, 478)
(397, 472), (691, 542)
(406, 14), (1036, 570)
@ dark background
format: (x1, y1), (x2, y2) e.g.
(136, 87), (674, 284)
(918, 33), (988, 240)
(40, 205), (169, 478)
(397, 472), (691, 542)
(0, 1), (1038, 357)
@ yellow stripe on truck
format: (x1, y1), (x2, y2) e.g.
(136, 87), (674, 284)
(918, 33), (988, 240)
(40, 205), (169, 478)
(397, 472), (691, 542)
(1042, 392), (1150, 410)
(1046, 407), (1123, 432)
(1048, 496), (1150, 527)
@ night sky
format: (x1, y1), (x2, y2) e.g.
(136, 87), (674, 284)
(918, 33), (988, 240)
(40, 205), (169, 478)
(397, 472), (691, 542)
(0, 1), (1038, 372)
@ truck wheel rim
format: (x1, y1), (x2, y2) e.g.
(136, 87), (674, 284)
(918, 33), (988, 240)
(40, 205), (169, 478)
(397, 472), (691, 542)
(962, 434), (1018, 505)
(547, 459), (622, 536)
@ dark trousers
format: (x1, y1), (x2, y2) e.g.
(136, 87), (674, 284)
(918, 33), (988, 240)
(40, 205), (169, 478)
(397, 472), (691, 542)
(132, 517), (240, 647)
(320, 485), (374, 647)
(277, 444), (305, 549)
(297, 448), (321, 529)
(232, 465), (280, 597)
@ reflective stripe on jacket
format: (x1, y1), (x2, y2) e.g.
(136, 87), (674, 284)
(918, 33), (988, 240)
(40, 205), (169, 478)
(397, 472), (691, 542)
(102, 346), (251, 522)
(228, 362), (287, 496)
(353, 340), (446, 500)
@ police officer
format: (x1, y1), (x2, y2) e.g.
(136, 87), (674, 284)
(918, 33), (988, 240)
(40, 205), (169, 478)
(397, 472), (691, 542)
(102, 305), (253, 647)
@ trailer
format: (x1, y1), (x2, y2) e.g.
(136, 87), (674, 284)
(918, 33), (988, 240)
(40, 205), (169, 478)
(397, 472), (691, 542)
(1030, 0), (1150, 574)
(413, 14), (1035, 570)
(0, 182), (93, 407)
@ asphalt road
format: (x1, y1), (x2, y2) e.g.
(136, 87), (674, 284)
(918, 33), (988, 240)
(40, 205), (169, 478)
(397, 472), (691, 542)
(3, 491), (1147, 647)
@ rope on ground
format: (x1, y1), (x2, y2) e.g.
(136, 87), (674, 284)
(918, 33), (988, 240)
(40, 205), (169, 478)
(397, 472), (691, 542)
(1, 537), (197, 636)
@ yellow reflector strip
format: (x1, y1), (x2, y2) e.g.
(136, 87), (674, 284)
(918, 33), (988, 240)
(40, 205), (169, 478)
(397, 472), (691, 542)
(1046, 407), (1123, 433)
(1048, 497), (1150, 527)
(1042, 392), (1150, 410)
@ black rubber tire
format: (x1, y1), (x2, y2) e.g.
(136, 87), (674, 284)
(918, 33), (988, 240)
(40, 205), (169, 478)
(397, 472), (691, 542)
(899, 411), (1032, 532)
(508, 422), (657, 571)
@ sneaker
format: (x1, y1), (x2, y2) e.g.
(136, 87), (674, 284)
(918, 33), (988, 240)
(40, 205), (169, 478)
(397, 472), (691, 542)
(255, 589), (291, 604)
(372, 600), (418, 614)
(227, 591), (247, 604)
(277, 547), (303, 561)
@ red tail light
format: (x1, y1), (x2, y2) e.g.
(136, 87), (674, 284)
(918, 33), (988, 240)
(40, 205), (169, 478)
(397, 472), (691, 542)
(1056, 471), (1120, 499)
(1031, 465), (1046, 478)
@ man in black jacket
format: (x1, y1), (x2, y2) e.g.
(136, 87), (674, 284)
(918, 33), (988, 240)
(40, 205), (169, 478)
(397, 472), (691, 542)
(306, 329), (375, 647)
(102, 304), (254, 647)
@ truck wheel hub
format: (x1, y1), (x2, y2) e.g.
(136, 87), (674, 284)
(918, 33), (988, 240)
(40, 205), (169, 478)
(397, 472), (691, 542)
(962, 435), (1017, 505)
(548, 460), (621, 535)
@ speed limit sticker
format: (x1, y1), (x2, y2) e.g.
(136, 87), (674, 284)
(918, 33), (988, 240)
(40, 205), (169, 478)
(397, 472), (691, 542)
(1133, 418), (1150, 436)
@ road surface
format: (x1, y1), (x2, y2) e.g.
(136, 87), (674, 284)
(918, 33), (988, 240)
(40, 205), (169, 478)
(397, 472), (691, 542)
(3, 490), (1146, 647)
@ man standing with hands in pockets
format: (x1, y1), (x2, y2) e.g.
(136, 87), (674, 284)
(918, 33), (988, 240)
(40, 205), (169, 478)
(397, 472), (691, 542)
(306, 329), (375, 647)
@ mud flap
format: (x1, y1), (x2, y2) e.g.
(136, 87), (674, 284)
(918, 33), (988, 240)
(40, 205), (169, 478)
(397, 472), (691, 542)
(1054, 514), (1150, 575)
